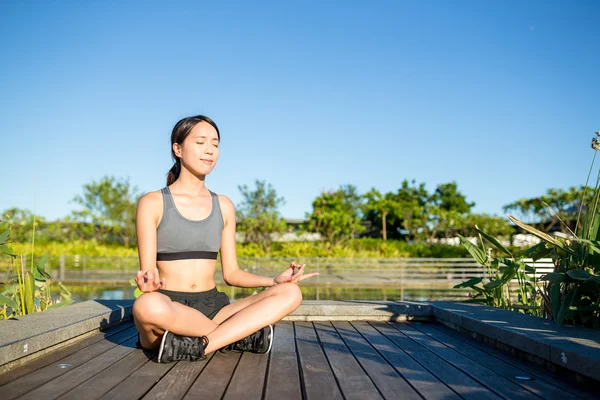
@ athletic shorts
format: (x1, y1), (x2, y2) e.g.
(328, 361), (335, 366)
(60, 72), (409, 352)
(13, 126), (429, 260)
(158, 287), (230, 320)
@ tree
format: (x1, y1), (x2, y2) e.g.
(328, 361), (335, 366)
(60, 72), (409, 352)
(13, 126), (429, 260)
(1, 208), (45, 243)
(236, 180), (287, 251)
(362, 189), (401, 240)
(307, 185), (365, 245)
(503, 186), (590, 234)
(72, 176), (140, 246)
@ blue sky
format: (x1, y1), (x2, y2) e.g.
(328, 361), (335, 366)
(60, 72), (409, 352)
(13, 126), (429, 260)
(1, 0), (599, 221)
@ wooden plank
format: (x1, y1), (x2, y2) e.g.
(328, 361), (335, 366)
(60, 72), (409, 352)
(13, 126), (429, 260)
(432, 323), (599, 400)
(57, 349), (150, 400)
(294, 321), (343, 400)
(18, 335), (139, 400)
(2, 326), (138, 400)
(222, 351), (268, 400)
(371, 322), (501, 400)
(352, 321), (460, 400)
(264, 322), (302, 400)
(410, 322), (580, 400)
(99, 355), (176, 400)
(313, 321), (382, 400)
(141, 353), (215, 400)
(183, 351), (242, 400)
(392, 322), (538, 400)
(0, 321), (133, 387)
(334, 321), (435, 400)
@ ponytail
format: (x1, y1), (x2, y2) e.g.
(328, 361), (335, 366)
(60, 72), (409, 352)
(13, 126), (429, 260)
(166, 160), (181, 185)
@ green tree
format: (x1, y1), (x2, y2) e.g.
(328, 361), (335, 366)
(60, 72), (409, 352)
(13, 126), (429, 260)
(362, 189), (401, 240)
(307, 185), (365, 245)
(72, 176), (140, 246)
(503, 186), (589, 234)
(236, 180), (287, 251)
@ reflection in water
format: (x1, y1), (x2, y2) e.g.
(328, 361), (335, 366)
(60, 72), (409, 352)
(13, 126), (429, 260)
(55, 284), (470, 303)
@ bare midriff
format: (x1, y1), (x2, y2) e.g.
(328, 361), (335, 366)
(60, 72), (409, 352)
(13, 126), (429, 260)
(157, 259), (218, 292)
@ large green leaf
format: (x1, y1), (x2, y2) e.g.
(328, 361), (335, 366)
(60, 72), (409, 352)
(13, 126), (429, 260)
(0, 293), (18, 310)
(24, 272), (35, 315)
(453, 277), (483, 289)
(587, 212), (600, 242)
(458, 234), (488, 266)
(0, 229), (10, 243)
(557, 288), (578, 325)
(483, 279), (505, 290)
(33, 255), (52, 282)
(571, 238), (600, 255)
(0, 245), (16, 257)
(522, 242), (553, 261)
(550, 283), (561, 319)
(508, 216), (575, 255)
(540, 273), (567, 282)
(475, 227), (512, 256)
(566, 269), (593, 281)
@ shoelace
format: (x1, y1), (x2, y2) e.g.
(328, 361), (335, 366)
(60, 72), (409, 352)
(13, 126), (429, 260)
(173, 335), (209, 361)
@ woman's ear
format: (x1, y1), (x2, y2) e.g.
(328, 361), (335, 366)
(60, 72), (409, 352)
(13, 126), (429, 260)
(173, 142), (182, 158)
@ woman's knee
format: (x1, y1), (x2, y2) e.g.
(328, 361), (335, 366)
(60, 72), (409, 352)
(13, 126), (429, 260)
(275, 283), (303, 308)
(132, 292), (171, 325)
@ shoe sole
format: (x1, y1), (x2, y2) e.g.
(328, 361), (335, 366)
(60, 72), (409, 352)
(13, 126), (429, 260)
(158, 330), (169, 363)
(266, 324), (274, 354)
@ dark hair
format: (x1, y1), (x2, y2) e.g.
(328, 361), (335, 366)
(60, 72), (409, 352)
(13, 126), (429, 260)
(166, 115), (220, 185)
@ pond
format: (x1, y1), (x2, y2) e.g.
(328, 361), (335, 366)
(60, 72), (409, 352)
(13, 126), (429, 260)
(56, 283), (470, 303)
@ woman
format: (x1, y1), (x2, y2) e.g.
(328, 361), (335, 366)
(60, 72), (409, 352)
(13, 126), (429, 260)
(132, 115), (318, 363)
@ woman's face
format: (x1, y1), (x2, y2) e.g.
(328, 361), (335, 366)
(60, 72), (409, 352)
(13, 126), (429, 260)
(174, 121), (220, 176)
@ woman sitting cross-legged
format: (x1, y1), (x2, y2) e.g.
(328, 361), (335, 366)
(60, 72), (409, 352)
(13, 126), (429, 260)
(132, 115), (318, 363)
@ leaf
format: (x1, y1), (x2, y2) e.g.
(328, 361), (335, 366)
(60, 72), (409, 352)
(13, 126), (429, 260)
(36, 254), (50, 271)
(458, 234), (488, 266)
(475, 227), (512, 256)
(134, 288), (144, 298)
(0, 229), (9, 243)
(540, 273), (567, 282)
(508, 216), (575, 255)
(0, 245), (16, 257)
(58, 282), (72, 297)
(566, 269), (593, 281)
(557, 288), (578, 325)
(47, 300), (73, 310)
(483, 279), (505, 290)
(0, 293), (18, 310)
(571, 238), (600, 255)
(24, 272), (36, 315)
(550, 283), (561, 319)
(453, 277), (483, 289)
(522, 242), (553, 261)
(33, 256), (52, 281)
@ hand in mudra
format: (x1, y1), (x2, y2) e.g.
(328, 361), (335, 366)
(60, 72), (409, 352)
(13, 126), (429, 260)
(136, 268), (166, 293)
(274, 262), (319, 285)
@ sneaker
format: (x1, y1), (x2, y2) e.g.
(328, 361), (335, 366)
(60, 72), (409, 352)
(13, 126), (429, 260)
(221, 324), (273, 354)
(158, 331), (209, 363)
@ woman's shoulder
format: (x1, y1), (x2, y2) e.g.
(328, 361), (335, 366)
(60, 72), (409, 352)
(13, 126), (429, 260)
(215, 193), (234, 211)
(137, 189), (164, 212)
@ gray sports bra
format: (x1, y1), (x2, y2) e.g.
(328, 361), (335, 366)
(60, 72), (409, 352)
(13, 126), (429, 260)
(156, 187), (224, 261)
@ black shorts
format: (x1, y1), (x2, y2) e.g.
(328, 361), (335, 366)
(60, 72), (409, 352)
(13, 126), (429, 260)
(158, 287), (230, 320)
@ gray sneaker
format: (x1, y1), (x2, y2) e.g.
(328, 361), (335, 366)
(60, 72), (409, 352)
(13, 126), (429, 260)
(221, 325), (273, 354)
(158, 331), (209, 363)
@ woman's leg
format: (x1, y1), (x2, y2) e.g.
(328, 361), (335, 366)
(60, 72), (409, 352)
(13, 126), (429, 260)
(204, 283), (302, 353)
(133, 291), (219, 350)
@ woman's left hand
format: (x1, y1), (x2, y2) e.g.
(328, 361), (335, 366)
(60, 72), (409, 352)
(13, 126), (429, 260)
(273, 262), (319, 285)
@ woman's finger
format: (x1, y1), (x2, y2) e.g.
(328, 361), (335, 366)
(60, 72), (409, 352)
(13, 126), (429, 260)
(153, 268), (160, 287)
(298, 272), (319, 282)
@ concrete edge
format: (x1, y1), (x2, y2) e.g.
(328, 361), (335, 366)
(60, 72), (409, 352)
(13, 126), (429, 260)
(431, 303), (600, 382)
(0, 300), (134, 370)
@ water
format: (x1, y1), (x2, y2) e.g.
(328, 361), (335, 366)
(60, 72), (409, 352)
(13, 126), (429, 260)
(57, 283), (470, 303)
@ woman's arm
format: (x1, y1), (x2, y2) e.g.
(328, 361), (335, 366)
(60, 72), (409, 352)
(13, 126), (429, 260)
(135, 191), (165, 291)
(219, 195), (275, 288)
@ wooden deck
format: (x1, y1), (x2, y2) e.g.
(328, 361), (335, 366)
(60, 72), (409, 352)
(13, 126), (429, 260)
(0, 320), (597, 400)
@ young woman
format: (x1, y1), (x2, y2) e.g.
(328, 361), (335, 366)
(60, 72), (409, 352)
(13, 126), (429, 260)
(132, 115), (318, 363)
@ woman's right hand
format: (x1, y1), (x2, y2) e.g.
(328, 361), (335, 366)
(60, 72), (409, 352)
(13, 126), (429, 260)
(136, 268), (166, 293)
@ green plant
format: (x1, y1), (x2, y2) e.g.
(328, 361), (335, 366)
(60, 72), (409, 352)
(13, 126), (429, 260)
(456, 132), (600, 328)
(0, 223), (73, 319)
